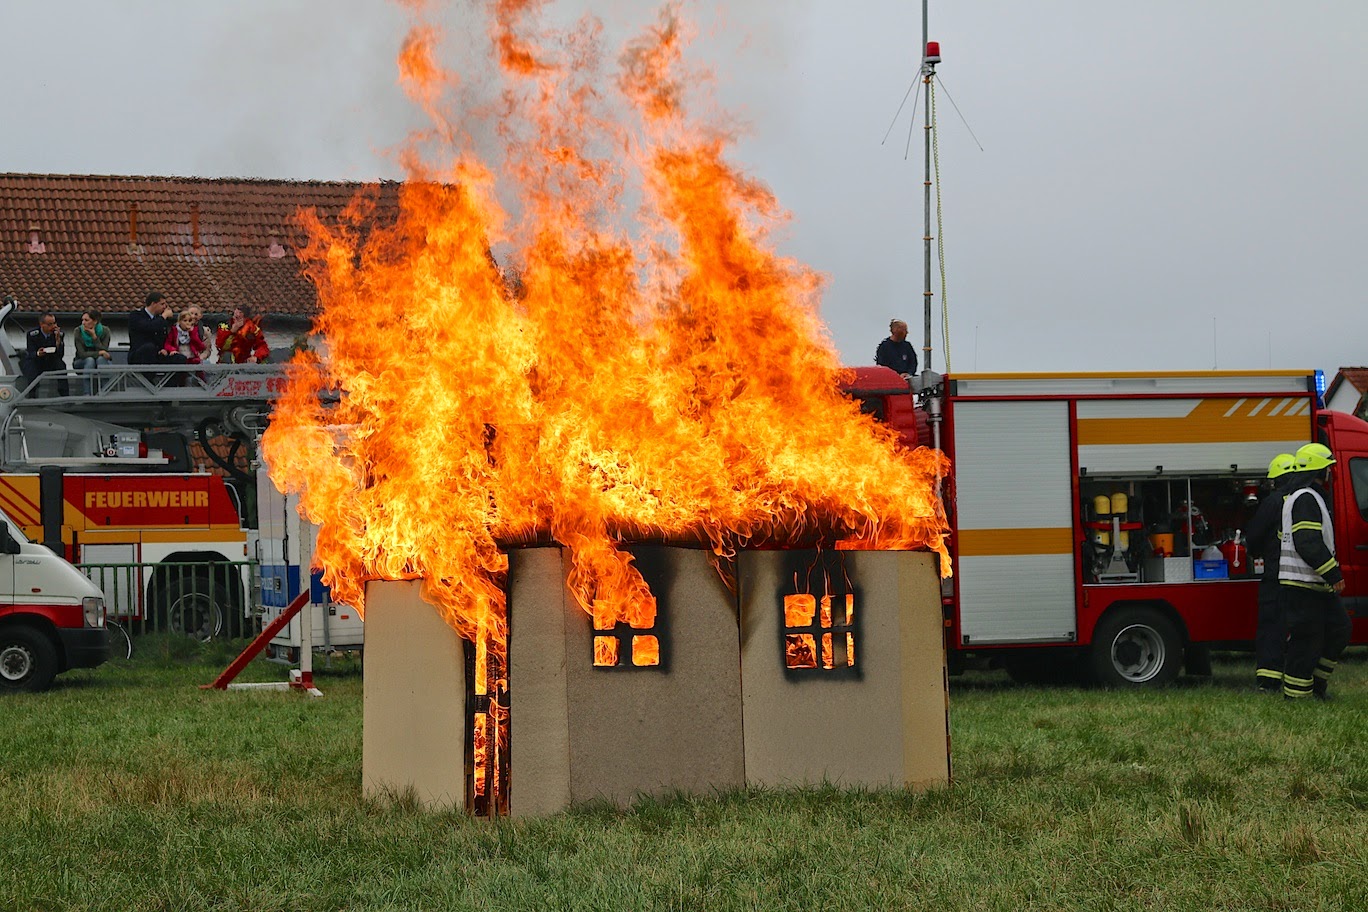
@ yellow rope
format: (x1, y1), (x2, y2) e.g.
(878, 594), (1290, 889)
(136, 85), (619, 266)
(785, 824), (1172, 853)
(930, 80), (951, 373)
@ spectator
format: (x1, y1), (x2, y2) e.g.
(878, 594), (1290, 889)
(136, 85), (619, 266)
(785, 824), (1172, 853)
(129, 291), (171, 365)
(186, 305), (212, 357)
(163, 308), (209, 364)
(21, 311), (69, 396)
(215, 304), (269, 364)
(875, 319), (918, 378)
(72, 308), (112, 395)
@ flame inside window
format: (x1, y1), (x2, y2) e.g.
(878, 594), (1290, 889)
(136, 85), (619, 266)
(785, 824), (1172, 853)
(783, 593), (855, 671)
(472, 713), (488, 799)
(632, 635), (660, 666)
(785, 633), (817, 668)
(785, 594), (816, 627)
(592, 597), (663, 669)
(594, 636), (620, 666)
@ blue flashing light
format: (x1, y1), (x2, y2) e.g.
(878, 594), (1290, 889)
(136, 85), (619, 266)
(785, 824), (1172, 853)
(1314, 369), (1326, 408)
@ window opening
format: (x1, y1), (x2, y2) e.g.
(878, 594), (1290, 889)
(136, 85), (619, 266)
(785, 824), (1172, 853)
(592, 597), (663, 670)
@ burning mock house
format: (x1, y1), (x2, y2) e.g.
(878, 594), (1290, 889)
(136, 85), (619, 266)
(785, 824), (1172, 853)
(263, 1), (951, 816)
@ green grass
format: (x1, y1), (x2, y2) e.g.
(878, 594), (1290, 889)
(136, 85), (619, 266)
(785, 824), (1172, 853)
(2, 645), (1366, 911)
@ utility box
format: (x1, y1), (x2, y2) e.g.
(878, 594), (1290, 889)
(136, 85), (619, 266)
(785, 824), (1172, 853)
(1143, 557), (1194, 583)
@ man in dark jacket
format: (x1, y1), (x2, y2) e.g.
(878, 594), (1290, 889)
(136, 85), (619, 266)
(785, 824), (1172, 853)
(21, 311), (68, 396)
(129, 291), (171, 365)
(1244, 453), (1297, 692)
(1278, 443), (1352, 700)
(875, 319), (918, 377)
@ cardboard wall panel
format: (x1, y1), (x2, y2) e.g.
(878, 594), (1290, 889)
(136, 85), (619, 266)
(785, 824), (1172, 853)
(738, 549), (949, 790)
(508, 546), (744, 814)
(506, 548), (572, 818)
(361, 579), (468, 810)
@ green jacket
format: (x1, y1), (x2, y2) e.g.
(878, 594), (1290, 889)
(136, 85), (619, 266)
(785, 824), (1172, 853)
(73, 324), (111, 362)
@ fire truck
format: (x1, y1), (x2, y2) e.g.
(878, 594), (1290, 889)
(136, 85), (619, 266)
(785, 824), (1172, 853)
(846, 368), (1368, 686)
(0, 299), (285, 640)
(0, 468), (254, 638)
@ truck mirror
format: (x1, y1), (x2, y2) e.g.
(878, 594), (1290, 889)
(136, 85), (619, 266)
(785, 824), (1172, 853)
(0, 525), (20, 555)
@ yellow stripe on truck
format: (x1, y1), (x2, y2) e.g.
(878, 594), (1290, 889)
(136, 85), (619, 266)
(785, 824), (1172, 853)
(1077, 398), (1309, 446)
(958, 527), (1074, 556)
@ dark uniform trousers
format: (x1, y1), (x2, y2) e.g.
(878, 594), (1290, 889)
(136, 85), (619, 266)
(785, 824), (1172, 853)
(1253, 582), (1285, 690)
(1281, 588), (1352, 698)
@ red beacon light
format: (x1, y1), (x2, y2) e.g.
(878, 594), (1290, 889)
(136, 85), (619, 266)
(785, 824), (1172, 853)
(925, 41), (941, 65)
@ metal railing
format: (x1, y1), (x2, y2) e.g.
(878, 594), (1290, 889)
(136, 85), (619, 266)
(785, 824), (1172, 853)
(12, 362), (289, 402)
(76, 559), (261, 641)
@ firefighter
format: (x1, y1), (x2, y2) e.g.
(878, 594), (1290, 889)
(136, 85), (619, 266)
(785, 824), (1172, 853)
(875, 319), (918, 378)
(1278, 443), (1353, 700)
(1245, 452), (1297, 692)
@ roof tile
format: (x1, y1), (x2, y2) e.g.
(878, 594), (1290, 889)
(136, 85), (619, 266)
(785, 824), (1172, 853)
(0, 173), (401, 318)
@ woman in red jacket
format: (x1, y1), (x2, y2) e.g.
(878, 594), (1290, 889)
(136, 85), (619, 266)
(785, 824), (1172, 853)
(215, 304), (269, 364)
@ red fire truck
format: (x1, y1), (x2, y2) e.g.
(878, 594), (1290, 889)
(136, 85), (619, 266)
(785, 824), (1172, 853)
(846, 368), (1368, 686)
(0, 469), (251, 638)
(0, 299), (284, 640)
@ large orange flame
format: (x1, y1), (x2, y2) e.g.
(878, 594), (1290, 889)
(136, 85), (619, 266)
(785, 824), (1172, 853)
(263, 2), (949, 657)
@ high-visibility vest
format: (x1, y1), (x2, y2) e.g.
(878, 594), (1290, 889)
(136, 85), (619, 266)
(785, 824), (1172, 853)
(1278, 487), (1336, 590)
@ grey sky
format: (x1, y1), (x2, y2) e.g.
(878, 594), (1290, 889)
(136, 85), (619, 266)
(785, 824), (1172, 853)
(5, 1), (1366, 377)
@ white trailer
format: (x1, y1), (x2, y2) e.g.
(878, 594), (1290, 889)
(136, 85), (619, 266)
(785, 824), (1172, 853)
(256, 458), (363, 659)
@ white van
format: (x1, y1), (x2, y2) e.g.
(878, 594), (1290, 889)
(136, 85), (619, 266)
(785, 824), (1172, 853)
(0, 510), (108, 692)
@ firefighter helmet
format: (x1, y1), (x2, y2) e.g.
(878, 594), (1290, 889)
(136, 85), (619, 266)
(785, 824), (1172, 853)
(1267, 453), (1296, 479)
(1294, 442), (1336, 472)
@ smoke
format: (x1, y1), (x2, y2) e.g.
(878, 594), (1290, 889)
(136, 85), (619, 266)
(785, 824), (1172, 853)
(188, 0), (423, 179)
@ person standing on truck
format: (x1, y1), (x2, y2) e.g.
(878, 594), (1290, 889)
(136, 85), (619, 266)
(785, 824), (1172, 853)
(1278, 443), (1353, 700)
(21, 311), (68, 396)
(875, 319), (917, 378)
(128, 291), (171, 365)
(1245, 452), (1297, 693)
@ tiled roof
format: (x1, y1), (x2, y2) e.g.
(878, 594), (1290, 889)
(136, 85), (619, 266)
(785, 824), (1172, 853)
(1327, 367), (1368, 397)
(0, 174), (401, 318)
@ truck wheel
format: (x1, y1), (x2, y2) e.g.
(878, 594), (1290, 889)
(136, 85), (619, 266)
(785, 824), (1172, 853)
(1089, 607), (1182, 687)
(0, 626), (59, 693)
(163, 583), (227, 642)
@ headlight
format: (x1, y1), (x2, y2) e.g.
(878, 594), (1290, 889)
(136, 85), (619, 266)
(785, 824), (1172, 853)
(83, 596), (104, 628)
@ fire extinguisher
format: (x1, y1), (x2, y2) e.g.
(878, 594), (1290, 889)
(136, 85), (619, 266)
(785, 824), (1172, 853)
(1219, 530), (1248, 578)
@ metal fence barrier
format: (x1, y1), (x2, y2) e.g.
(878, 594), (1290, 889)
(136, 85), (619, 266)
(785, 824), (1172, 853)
(76, 559), (261, 641)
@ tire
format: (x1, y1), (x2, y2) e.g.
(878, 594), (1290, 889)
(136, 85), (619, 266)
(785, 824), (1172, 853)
(0, 626), (59, 693)
(161, 582), (228, 642)
(105, 620), (133, 661)
(1089, 607), (1183, 687)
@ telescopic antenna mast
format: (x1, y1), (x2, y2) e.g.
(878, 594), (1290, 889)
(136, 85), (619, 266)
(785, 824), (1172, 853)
(921, 0), (939, 380)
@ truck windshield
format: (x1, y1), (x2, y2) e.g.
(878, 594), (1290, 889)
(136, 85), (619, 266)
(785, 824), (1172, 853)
(0, 512), (31, 543)
(1350, 457), (1368, 521)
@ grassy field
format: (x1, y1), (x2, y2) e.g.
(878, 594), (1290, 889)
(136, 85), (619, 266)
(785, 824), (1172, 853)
(2, 641), (1366, 912)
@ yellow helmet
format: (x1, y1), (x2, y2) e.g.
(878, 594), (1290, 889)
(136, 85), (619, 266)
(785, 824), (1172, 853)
(1294, 442), (1336, 472)
(1267, 453), (1296, 479)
